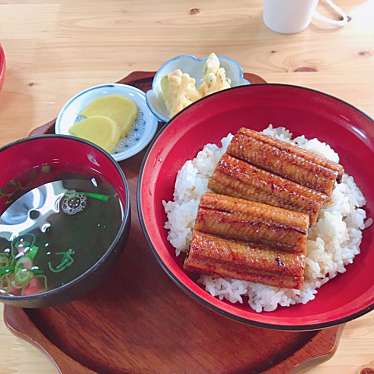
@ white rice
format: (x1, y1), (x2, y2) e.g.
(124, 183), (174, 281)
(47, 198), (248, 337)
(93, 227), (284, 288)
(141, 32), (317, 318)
(163, 125), (369, 312)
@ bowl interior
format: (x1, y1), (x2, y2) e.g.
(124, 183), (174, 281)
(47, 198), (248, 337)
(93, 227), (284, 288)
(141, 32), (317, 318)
(139, 84), (374, 329)
(0, 135), (128, 209)
(0, 135), (129, 299)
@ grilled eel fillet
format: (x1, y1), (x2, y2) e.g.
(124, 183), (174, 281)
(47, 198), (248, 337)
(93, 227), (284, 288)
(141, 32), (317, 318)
(227, 128), (344, 196)
(208, 153), (327, 225)
(195, 192), (309, 253)
(184, 231), (305, 289)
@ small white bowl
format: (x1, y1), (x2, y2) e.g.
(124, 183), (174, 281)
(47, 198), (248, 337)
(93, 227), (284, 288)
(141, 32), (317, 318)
(56, 83), (158, 162)
(146, 54), (250, 123)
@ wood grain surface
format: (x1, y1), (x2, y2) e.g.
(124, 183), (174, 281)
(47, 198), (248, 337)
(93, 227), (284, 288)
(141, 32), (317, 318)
(0, 0), (373, 373)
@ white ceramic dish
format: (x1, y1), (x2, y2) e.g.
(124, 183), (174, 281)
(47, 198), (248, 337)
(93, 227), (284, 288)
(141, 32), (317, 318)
(146, 54), (250, 123)
(55, 83), (158, 162)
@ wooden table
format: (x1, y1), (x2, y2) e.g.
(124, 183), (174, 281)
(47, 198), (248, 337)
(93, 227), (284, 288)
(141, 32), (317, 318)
(0, 1), (373, 373)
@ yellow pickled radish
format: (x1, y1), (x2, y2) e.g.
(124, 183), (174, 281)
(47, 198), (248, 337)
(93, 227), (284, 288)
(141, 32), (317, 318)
(69, 115), (121, 152)
(80, 95), (137, 137)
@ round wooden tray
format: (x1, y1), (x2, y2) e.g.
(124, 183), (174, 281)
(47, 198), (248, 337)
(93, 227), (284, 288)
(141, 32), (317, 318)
(4, 72), (342, 374)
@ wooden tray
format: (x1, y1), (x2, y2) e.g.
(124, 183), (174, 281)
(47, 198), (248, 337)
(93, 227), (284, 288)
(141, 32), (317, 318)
(4, 72), (342, 374)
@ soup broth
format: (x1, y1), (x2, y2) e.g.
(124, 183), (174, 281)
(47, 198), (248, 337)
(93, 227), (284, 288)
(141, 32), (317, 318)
(0, 172), (123, 296)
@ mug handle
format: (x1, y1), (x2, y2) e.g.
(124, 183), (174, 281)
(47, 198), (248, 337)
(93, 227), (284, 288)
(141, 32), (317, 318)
(313, 0), (348, 28)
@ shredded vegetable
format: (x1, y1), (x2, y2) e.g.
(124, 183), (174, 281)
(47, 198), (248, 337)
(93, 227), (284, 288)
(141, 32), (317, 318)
(48, 249), (75, 273)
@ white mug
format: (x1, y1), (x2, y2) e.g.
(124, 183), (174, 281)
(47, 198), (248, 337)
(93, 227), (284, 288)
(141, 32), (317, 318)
(263, 0), (348, 34)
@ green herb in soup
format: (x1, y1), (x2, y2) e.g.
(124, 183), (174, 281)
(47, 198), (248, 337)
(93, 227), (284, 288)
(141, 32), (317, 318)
(0, 176), (123, 296)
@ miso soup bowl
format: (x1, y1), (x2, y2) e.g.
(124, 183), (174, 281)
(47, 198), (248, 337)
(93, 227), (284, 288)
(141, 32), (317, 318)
(0, 135), (130, 308)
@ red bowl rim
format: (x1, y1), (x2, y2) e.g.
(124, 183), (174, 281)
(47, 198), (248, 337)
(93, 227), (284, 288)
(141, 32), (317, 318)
(137, 83), (374, 331)
(0, 44), (5, 85)
(0, 134), (131, 302)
